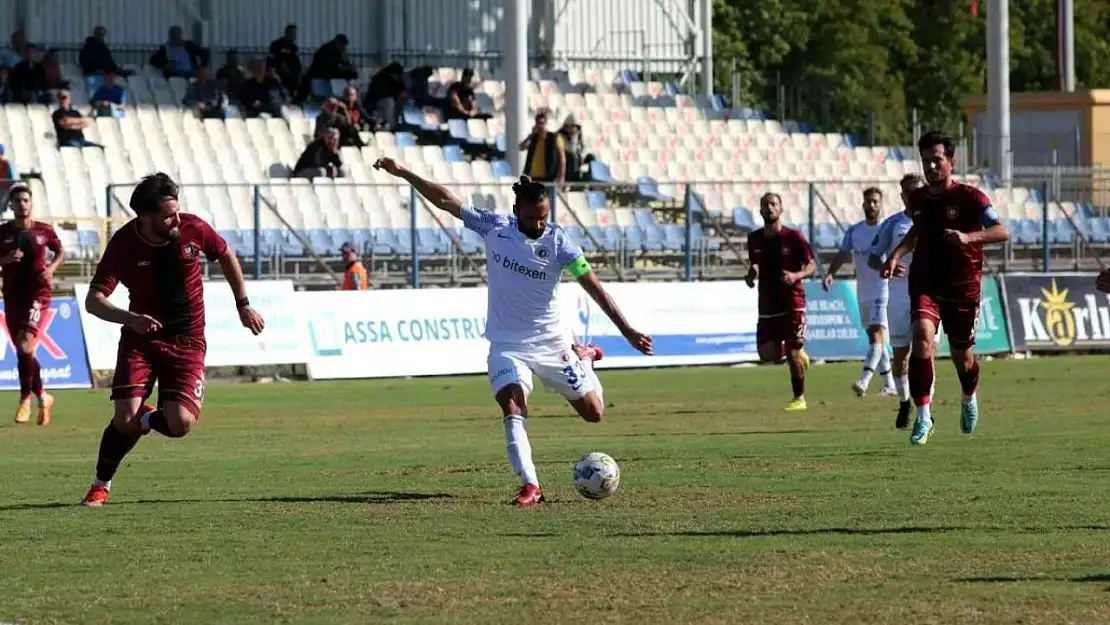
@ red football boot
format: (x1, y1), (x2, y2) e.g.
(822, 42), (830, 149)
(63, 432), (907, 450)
(80, 483), (110, 507)
(514, 483), (545, 507)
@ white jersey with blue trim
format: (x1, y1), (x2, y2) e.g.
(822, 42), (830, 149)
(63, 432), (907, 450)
(460, 205), (585, 345)
(839, 220), (886, 302)
(869, 211), (915, 297)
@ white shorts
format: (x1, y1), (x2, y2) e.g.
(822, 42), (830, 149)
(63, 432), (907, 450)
(858, 296), (889, 329)
(888, 294), (913, 348)
(888, 293), (943, 349)
(488, 340), (596, 400)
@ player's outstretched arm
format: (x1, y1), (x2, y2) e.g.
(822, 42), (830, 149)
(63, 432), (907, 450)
(216, 251), (265, 336)
(372, 157), (463, 219)
(574, 265), (652, 355)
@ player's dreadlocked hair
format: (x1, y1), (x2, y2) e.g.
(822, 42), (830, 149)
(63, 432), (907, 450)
(511, 176), (547, 204)
(129, 172), (179, 215)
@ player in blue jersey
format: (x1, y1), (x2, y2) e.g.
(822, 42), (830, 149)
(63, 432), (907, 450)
(823, 187), (895, 397)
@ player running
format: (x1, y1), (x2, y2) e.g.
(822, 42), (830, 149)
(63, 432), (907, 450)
(823, 187), (895, 398)
(373, 158), (652, 507)
(79, 173), (265, 506)
(882, 132), (1009, 445)
(745, 192), (816, 411)
(868, 174), (927, 429)
(0, 184), (64, 425)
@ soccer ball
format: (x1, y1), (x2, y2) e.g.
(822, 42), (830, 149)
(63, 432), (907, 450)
(573, 452), (621, 499)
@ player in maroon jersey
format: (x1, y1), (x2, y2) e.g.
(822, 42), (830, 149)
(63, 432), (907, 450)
(79, 173), (265, 507)
(881, 131), (1009, 445)
(0, 184), (64, 425)
(745, 192), (817, 411)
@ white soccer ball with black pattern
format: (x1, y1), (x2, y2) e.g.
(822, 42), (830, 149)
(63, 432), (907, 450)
(573, 452), (621, 499)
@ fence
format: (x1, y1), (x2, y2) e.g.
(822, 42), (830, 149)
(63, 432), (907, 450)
(94, 174), (1110, 287)
(26, 271), (1110, 388)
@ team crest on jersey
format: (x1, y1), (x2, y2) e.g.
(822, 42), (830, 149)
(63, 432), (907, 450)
(34, 235), (43, 245)
(182, 242), (200, 259)
(946, 206), (959, 220)
(781, 246), (790, 255)
(535, 246), (549, 259)
(560, 351), (571, 363)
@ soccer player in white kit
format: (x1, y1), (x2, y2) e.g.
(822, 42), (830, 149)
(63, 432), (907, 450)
(822, 187), (896, 397)
(373, 158), (653, 506)
(867, 174), (927, 428)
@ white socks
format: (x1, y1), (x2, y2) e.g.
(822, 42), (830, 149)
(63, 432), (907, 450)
(94, 479), (111, 490)
(860, 343), (883, 385)
(877, 350), (894, 387)
(504, 415), (538, 486)
(894, 375), (910, 402)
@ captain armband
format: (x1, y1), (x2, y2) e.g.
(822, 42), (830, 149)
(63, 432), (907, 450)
(566, 256), (592, 278)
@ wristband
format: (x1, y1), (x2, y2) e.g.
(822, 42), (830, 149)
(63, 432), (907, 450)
(236, 297), (250, 309)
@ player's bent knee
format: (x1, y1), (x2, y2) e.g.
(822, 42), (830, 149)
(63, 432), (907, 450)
(15, 331), (36, 355)
(758, 343), (783, 363)
(572, 393), (604, 423)
(110, 397), (146, 431)
(495, 384), (528, 417)
(161, 401), (198, 437)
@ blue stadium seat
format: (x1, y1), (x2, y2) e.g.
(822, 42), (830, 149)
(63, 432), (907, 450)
(282, 231), (306, 257)
(308, 228), (332, 253)
(586, 226), (618, 252)
(495, 133), (507, 153)
(446, 118), (470, 142)
(416, 228), (445, 254)
(328, 228), (350, 251)
(586, 191), (607, 210)
(311, 79), (332, 98)
(640, 224), (665, 251)
(690, 224), (719, 251)
(491, 160), (513, 179)
(1013, 218), (1040, 246)
(402, 107), (425, 128)
(442, 144), (465, 162)
(632, 208), (656, 229)
(589, 160), (613, 182)
(662, 224), (685, 251)
(350, 229), (373, 253)
(394, 132), (417, 148)
(565, 226), (594, 252)
(77, 230), (100, 250)
(459, 228), (484, 254)
(1051, 219), (1076, 244)
(816, 223), (841, 250)
(732, 207), (756, 231)
(1090, 217), (1110, 244)
(622, 225), (644, 251)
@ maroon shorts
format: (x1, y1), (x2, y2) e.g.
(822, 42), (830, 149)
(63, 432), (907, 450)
(110, 333), (207, 416)
(756, 311), (807, 351)
(912, 293), (979, 350)
(4, 294), (51, 339)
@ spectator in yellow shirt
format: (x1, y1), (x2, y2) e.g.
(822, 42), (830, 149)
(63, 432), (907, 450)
(519, 110), (565, 185)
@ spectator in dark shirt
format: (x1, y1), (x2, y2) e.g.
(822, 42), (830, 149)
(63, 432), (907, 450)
(314, 97), (364, 147)
(341, 86), (372, 132)
(79, 26), (132, 77)
(149, 26), (209, 79)
(363, 62), (406, 131)
(52, 91), (102, 149)
(238, 58), (285, 118)
(9, 43), (47, 105)
(183, 66), (226, 119)
(2, 29), (26, 69)
(0, 67), (11, 104)
(295, 34), (357, 103)
(268, 25), (302, 95)
(40, 49), (68, 90)
(293, 129), (343, 179)
(215, 49), (249, 97)
(91, 72), (126, 117)
(446, 68), (488, 120)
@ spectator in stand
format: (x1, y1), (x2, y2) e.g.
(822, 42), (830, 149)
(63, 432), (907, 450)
(295, 34), (357, 103)
(520, 110), (565, 185)
(215, 49), (249, 96)
(40, 49), (68, 91)
(0, 145), (19, 207)
(0, 67), (11, 104)
(149, 26), (209, 79)
(238, 58), (285, 118)
(52, 91), (102, 149)
(339, 243), (368, 290)
(91, 72), (126, 117)
(363, 62), (406, 130)
(446, 68), (489, 120)
(341, 86), (372, 132)
(293, 128), (343, 179)
(314, 97), (364, 147)
(78, 26), (132, 77)
(406, 65), (439, 108)
(2, 30), (27, 69)
(558, 114), (594, 183)
(183, 66), (226, 119)
(268, 24), (302, 95)
(9, 43), (47, 105)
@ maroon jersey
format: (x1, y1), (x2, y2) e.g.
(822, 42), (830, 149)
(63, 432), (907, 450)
(907, 182), (997, 301)
(90, 213), (228, 338)
(747, 226), (814, 315)
(0, 220), (62, 302)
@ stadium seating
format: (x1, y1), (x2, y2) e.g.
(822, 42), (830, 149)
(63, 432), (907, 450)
(0, 62), (1097, 264)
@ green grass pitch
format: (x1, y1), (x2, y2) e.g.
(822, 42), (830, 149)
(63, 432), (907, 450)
(2, 356), (1110, 624)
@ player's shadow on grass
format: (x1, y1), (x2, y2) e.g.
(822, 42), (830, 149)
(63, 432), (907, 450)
(954, 573), (1110, 590)
(609, 429), (813, 439)
(0, 491), (453, 511)
(614, 526), (961, 538)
